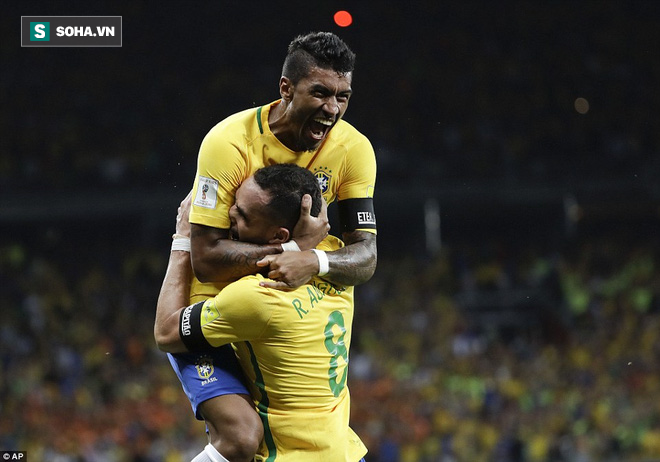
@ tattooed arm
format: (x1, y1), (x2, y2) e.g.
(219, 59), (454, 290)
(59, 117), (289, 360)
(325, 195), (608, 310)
(190, 194), (329, 283)
(257, 231), (377, 289)
(190, 223), (280, 283)
(327, 230), (377, 287)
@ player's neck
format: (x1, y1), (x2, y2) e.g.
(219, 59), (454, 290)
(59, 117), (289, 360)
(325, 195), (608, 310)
(268, 100), (299, 152)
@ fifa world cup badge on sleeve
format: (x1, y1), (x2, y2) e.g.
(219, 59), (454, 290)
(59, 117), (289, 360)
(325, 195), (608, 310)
(194, 176), (219, 209)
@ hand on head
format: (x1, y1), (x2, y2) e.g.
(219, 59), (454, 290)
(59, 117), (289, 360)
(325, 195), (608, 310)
(290, 194), (329, 250)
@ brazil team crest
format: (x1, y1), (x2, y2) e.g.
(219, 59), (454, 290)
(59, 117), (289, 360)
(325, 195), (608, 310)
(314, 167), (332, 194)
(195, 356), (214, 379)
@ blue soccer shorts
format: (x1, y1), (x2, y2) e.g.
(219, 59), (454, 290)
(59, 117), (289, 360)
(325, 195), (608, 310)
(167, 344), (250, 420)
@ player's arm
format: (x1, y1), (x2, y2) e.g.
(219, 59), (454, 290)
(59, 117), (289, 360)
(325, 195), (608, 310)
(154, 251), (191, 354)
(326, 195), (378, 286)
(153, 194), (258, 353)
(154, 192), (195, 353)
(322, 138), (379, 286)
(155, 194), (273, 353)
(191, 194), (329, 283)
(326, 228), (377, 286)
(191, 224), (278, 283)
(156, 285), (267, 355)
(189, 130), (277, 283)
(258, 134), (378, 289)
(257, 198), (377, 288)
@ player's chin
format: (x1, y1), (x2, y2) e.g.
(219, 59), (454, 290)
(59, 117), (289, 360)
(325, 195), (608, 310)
(301, 134), (324, 152)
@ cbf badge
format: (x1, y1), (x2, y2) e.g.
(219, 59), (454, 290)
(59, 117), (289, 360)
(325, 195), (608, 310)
(195, 356), (214, 379)
(314, 167), (332, 194)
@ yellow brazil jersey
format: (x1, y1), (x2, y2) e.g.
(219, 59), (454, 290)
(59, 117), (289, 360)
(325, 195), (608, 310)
(193, 237), (367, 461)
(188, 100), (377, 302)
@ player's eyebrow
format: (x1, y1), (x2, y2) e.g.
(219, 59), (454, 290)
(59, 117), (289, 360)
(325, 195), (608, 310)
(310, 84), (352, 96)
(235, 204), (249, 222)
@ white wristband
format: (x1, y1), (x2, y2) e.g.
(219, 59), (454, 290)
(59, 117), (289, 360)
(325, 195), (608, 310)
(171, 237), (191, 252)
(281, 240), (300, 252)
(312, 249), (329, 276)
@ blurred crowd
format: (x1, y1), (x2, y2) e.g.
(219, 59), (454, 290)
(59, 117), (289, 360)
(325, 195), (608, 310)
(3, 1), (660, 461)
(3, 2), (660, 194)
(1, 224), (659, 461)
(349, 229), (660, 462)
(0, 232), (208, 461)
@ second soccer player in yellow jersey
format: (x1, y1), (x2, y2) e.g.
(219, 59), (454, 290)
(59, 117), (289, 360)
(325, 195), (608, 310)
(156, 164), (367, 461)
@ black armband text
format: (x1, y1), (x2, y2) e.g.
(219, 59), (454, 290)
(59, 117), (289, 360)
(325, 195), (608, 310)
(179, 302), (213, 352)
(338, 198), (377, 232)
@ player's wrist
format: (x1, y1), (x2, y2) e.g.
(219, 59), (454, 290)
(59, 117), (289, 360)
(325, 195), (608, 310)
(281, 240), (300, 252)
(171, 234), (191, 253)
(311, 249), (329, 276)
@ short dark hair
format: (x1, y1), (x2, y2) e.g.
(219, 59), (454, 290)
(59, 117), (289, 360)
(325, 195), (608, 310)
(282, 32), (356, 84)
(253, 164), (322, 232)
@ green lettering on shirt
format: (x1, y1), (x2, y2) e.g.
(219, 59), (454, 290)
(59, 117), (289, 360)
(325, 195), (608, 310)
(292, 298), (308, 319)
(307, 286), (322, 308)
(313, 280), (344, 295)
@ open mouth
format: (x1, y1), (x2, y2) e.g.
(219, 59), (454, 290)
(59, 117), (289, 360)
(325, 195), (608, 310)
(308, 117), (333, 141)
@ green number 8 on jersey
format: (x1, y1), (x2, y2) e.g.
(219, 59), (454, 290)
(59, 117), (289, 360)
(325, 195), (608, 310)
(324, 311), (348, 397)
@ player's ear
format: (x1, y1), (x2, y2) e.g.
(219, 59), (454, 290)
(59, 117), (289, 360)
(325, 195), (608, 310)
(269, 227), (290, 244)
(279, 77), (293, 102)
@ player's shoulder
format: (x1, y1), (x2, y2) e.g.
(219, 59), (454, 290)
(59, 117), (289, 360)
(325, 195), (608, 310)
(222, 274), (264, 295)
(203, 107), (260, 143)
(331, 119), (372, 147)
(328, 120), (375, 162)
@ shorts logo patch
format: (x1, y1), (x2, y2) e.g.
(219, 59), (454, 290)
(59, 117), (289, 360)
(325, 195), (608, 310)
(195, 356), (214, 379)
(194, 176), (218, 209)
(313, 167), (332, 194)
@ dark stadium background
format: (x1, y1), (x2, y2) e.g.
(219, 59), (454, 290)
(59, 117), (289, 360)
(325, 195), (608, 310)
(2, 1), (660, 461)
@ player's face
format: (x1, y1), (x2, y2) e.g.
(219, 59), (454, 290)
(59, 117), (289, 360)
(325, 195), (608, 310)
(228, 177), (281, 245)
(284, 66), (352, 151)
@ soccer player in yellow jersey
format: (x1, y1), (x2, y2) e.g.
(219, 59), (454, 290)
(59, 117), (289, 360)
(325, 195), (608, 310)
(189, 31), (376, 292)
(163, 32), (377, 461)
(156, 164), (368, 461)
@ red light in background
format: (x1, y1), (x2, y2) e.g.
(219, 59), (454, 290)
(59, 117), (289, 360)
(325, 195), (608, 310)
(334, 10), (353, 27)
